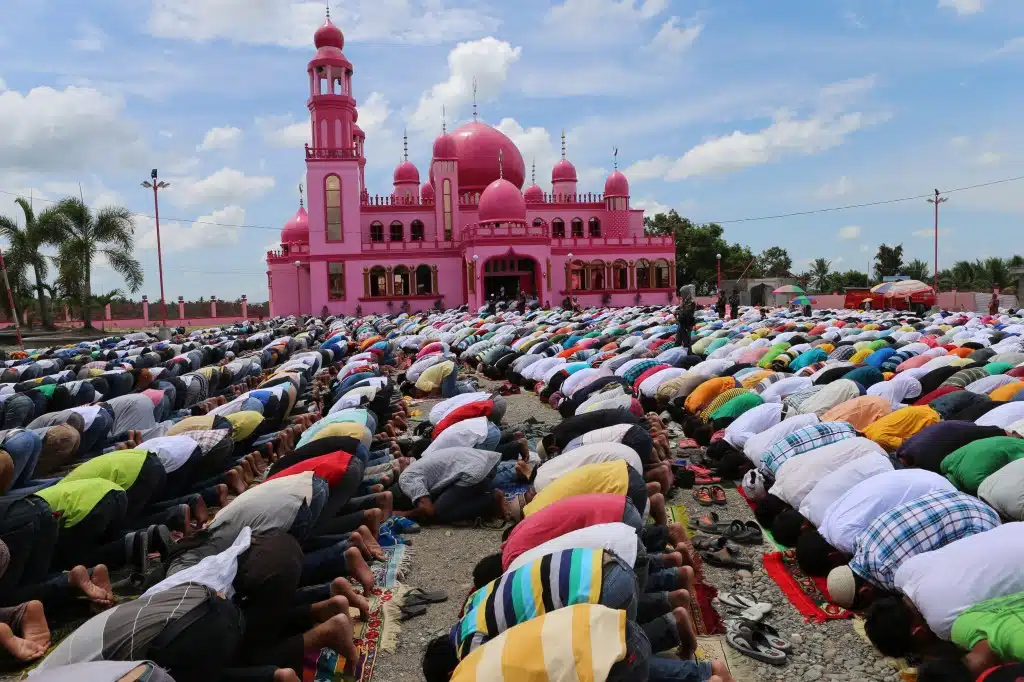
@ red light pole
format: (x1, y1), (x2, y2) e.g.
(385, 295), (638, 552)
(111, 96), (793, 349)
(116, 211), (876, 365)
(141, 169), (170, 327)
(716, 253), (722, 292)
(926, 189), (947, 295)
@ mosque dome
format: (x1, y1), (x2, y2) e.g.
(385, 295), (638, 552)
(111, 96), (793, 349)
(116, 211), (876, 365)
(450, 121), (526, 191)
(281, 206), (309, 244)
(393, 161), (420, 185)
(523, 183), (544, 203)
(432, 132), (457, 160)
(314, 17), (344, 50)
(552, 159), (578, 183)
(478, 178), (527, 224)
(604, 170), (630, 197)
(421, 181), (435, 201)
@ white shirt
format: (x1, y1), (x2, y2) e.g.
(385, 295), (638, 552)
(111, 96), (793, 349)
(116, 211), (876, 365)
(534, 442), (643, 491)
(577, 393), (633, 415)
(743, 413), (819, 465)
(974, 402), (1024, 429)
(868, 375), (923, 409)
(819, 469), (956, 554)
(772, 437), (887, 509)
(894, 522), (1024, 640)
(564, 423), (636, 453)
(142, 435), (200, 473)
(506, 523), (639, 573)
(422, 417), (490, 456)
(428, 392), (492, 424)
(70, 405), (103, 430)
(638, 368), (687, 397)
(143, 527), (251, 599)
(798, 454), (893, 527)
(724, 403), (784, 449)
(562, 367), (612, 398)
(758, 376), (813, 403)
(965, 374), (1019, 396)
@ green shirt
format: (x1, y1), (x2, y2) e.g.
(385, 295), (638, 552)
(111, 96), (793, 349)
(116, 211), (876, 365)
(941, 437), (1024, 494)
(35, 478), (125, 527)
(710, 392), (765, 422)
(63, 449), (148, 490)
(951, 591), (1024, 662)
(985, 362), (1015, 376)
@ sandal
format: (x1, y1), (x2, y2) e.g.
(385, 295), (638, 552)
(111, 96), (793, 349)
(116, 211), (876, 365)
(717, 592), (757, 610)
(726, 629), (787, 665)
(727, 619), (792, 653)
(709, 485), (727, 506)
(720, 520), (764, 545)
(402, 587), (449, 607)
(700, 545), (754, 570)
(688, 512), (731, 534)
(693, 535), (741, 554)
(693, 487), (713, 506)
(399, 603), (427, 621)
(694, 474), (723, 485)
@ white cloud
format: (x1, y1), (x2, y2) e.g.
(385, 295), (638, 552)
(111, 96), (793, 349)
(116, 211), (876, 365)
(544, 0), (668, 43)
(939, 0), (983, 15)
(72, 22), (107, 52)
(838, 225), (861, 240)
(257, 116), (310, 148)
(817, 176), (853, 199)
(0, 85), (143, 172)
(359, 93), (391, 136)
(409, 38), (522, 133)
(950, 135), (970, 147)
(633, 197), (671, 217)
(139, 205), (246, 252)
(990, 36), (1024, 58)
(971, 151), (1001, 166)
(168, 168), (275, 208)
(495, 118), (558, 186)
(648, 17), (703, 53)
(843, 11), (866, 28)
(147, 0), (495, 47)
(625, 111), (884, 181)
(0, 78), (6, 92)
(159, 130), (174, 139)
(913, 227), (953, 238)
(197, 126), (243, 152)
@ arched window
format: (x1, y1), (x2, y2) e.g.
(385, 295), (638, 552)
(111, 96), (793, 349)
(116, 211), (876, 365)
(571, 218), (584, 238)
(552, 218), (565, 238)
(442, 179), (453, 240)
(532, 218), (544, 227)
(390, 221), (404, 242)
(369, 266), (387, 297)
(571, 260), (587, 291)
(590, 260), (606, 290)
(612, 260), (628, 289)
(328, 262), (345, 299)
(653, 259), (670, 288)
(369, 221), (383, 242)
(589, 217), (602, 238)
(410, 220), (425, 241)
(393, 266), (411, 295)
(325, 175), (342, 241)
(636, 259), (651, 289)
(415, 264), (433, 295)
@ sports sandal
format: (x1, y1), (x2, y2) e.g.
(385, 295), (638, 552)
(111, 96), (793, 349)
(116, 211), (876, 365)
(688, 512), (732, 534)
(693, 487), (713, 506)
(709, 485), (727, 506)
(700, 545), (754, 570)
(727, 619), (792, 653)
(726, 628), (787, 665)
(720, 520), (764, 545)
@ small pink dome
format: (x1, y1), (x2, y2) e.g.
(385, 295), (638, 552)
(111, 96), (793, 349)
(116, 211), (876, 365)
(552, 159), (577, 183)
(604, 170), (629, 197)
(314, 18), (344, 50)
(433, 133), (457, 159)
(478, 178), (526, 224)
(281, 206), (309, 244)
(393, 161), (420, 185)
(523, 183), (544, 203)
(421, 181), (435, 201)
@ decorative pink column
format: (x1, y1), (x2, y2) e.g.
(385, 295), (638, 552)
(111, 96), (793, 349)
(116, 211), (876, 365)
(104, 304), (112, 320)
(178, 296), (185, 319)
(241, 294), (248, 318)
(210, 296), (217, 318)
(141, 296), (149, 323)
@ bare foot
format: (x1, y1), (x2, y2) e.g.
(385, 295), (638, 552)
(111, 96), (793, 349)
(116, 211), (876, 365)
(69, 565), (115, 606)
(305, 615), (359, 669)
(660, 551), (684, 568)
(357, 525), (387, 561)
(515, 459), (532, 480)
(0, 622), (46, 662)
(178, 504), (194, 538)
(310, 595), (350, 623)
(348, 532), (373, 561)
(374, 494), (393, 524)
(191, 496), (209, 527)
(673, 606), (698, 657)
(273, 668), (300, 682)
(667, 522), (688, 546)
(225, 468), (247, 495)
(678, 565), (695, 592)
(494, 490), (514, 520)
(709, 660), (735, 682)
(330, 577), (370, 621)
(20, 601), (51, 653)
(215, 484), (229, 507)
(667, 589), (691, 609)
(343, 547), (375, 595)
(518, 438), (530, 460)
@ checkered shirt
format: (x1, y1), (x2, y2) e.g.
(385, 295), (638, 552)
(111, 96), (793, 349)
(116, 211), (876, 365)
(758, 421), (857, 474)
(849, 489), (1000, 591)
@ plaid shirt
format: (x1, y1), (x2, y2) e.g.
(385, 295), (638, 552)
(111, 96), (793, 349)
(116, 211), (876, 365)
(759, 421), (857, 474)
(849, 490), (1000, 591)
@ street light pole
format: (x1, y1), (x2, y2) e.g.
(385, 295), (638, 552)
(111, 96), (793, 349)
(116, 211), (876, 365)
(716, 253), (722, 293)
(926, 189), (947, 295)
(141, 170), (170, 327)
(0, 248), (23, 350)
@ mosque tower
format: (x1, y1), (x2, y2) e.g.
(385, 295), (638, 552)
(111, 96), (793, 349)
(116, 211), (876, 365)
(603, 147), (631, 237)
(431, 108), (460, 241)
(551, 130), (578, 201)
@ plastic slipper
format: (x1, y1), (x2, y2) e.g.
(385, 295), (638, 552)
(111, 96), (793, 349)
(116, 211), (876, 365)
(693, 486), (713, 506)
(403, 587), (448, 607)
(726, 629), (787, 666)
(399, 603), (427, 621)
(727, 619), (792, 653)
(720, 520), (764, 545)
(700, 546), (754, 570)
(694, 474), (723, 485)
(737, 603), (773, 622)
(710, 485), (727, 506)
(717, 592), (757, 610)
(688, 512), (732, 534)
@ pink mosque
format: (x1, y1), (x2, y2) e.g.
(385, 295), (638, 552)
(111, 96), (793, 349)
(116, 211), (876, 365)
(266, 12), (676, 317)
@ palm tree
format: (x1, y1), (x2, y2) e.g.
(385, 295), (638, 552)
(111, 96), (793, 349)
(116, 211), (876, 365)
(51, 197), (144, 329)
(981, 257), (1011, 291)
(903, 259), (931, 282)
(0, 198), (65, 327)
(809, 258), (832, 292)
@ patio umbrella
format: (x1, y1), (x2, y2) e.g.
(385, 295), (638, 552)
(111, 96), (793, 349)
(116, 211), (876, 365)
(773, 285), (805, 294)
(870, 280), (932, 297)
(793, 295), (816, 305)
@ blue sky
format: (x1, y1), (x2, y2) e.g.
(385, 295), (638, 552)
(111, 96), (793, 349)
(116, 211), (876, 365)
(1, 0), (1022, 301)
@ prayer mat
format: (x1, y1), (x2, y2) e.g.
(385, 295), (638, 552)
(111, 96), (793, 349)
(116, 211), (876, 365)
(371, 545), (409, 589)
(495, 481), (530, 501)
(667, 505), (725, 636)
(303, 585), (404, 682)
(762, 550), (852, 623)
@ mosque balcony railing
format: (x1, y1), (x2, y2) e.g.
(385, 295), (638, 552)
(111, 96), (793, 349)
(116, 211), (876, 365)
(360, 194), (434, 207)
(462, 223), (550, 241)
(552, 235), (674, 249)
(359, 236), (457, 251)
(304, 145), (360, 160)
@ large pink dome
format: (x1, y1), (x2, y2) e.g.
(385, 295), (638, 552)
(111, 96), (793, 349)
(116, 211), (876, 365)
(523, 183), (544, 203)
(552, 159), (577, 183)
(604, 170), (629, 197)
(281, 206), (309, 244)
(450, 122), (526, 191)
(393, 161), (419, 185)
(478, 178), (526, 224)
(314, 18), (344, 50)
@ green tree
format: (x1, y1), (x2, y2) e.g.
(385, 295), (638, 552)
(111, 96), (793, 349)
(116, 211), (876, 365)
(0, 198), (66, 327)
(838, 269), (870, 289)
(981, 257), (1011, 291)
(51, 197), (144, 329)
(643, 210), (755, 294)
(873, 243), (905, 280)
(758, 246), (793, 277)
(903, 259), (931, 282)
(809, 258), (832, 292)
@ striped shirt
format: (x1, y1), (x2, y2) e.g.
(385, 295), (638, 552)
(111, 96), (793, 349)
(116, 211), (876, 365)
(453, 548), (607, 659)
(848, 490), (1000, 591)
(699, 388), (749, 422)
(759, 421), (857, 475)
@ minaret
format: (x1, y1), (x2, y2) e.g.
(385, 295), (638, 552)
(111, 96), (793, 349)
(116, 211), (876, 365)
(551, 129), (578, 200)
(604, 146), (631, 237)
(392, 129), (420, 203)
(431, 107), (460, 241)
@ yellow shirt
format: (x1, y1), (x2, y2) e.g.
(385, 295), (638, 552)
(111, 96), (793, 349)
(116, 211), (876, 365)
(524, 460), (629, 517)
(863, 406), (940, 452)
(168, 415), (217, 436)
(416, 360), (454, 393)
(821, 396), (892, 432)
(989, 381), (1024, 402)
(226, 411), (265, 442)
(309, 421), (372, 449)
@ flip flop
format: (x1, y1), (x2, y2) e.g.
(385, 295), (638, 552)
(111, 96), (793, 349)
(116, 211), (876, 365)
(402, 587), (449, 607)
(737, 603), (773, 622)
(726, 629), (787, 666)
(693, 487), (713, 506)
(709, 485), (727, 506)
(717, 592), (757, 610)
(688, 512), (732, 534)
(399, 603), (427, 621)
(720, 520), (764, 545)
(727, 619), (792, 653)
(700, 545), (754, 570)
(694, 474), (723, 485)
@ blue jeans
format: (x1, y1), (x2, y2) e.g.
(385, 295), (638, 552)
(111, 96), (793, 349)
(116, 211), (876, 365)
(5, 430), (43, 490)
(300, 539), (352, 586)
(290, 476), (329, 541)
(483, 422), (502, 450)
(647, 567), (681, 592)
(441, 365), (475, 398)
(647, 656), (713, 682)
(606, 620), (651, 682)
(600, 555), (639, 622)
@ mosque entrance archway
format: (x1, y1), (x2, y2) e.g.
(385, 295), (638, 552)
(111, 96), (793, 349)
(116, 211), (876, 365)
(482, 255), (539, 303)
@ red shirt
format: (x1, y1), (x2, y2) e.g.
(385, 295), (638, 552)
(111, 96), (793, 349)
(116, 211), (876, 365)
(913, 385), (962, 406)
(268, 450), (353, 486)
(501, 493), (628, 570)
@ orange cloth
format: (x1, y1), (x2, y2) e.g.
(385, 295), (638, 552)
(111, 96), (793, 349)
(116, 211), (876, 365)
(822, 396), (893, 432)
(684, 377), (738, 414)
